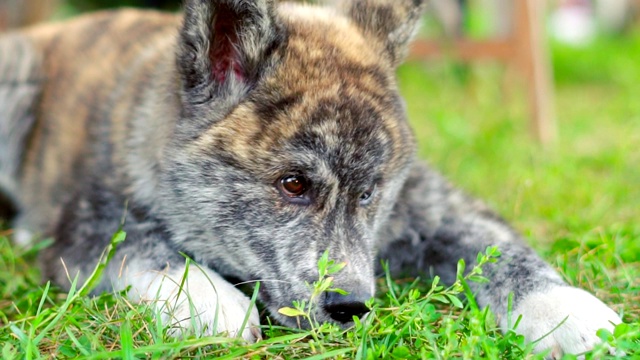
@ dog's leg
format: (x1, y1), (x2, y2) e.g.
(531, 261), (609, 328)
(379, 161), (621, 357)
(40, 186), (260, 341)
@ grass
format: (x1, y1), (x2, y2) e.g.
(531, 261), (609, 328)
(1, 24), (640, 359)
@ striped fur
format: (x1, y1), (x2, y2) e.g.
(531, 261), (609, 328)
(0, 0), (621, 354)
(0, 33), (42, 219)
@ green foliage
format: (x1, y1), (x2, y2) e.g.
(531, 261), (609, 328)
(1, 20), (639, 359)
(278, 250), (348, 323)
(1, 230), (636, 358)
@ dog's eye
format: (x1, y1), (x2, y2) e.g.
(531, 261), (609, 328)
(359, 185), (376, 206)
(279, 175), (310, 199)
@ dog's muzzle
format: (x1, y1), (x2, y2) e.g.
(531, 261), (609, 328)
(322, 291), (371, 323)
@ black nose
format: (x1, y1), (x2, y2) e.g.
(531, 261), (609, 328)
(323, 292), (370, 323)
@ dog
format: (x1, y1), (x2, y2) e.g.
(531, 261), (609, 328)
(0, 0), (622, 356)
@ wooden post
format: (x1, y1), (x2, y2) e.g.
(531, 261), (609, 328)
(513, 0), (557, 144)
(409, 0), (557, 144)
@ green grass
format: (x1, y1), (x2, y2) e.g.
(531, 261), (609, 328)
(1, 30), (640, 358)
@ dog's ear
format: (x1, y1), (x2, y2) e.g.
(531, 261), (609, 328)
(177, 0), (283, 114)
(337, 0), (426, 67)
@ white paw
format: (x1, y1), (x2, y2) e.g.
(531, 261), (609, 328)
(512, 286), (621, 358)
(139, 264), (261, 342)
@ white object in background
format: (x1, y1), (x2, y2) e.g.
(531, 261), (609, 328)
(596, 0), (631, 33)
(550, 0), (596, 46)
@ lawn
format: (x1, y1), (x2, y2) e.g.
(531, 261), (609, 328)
(1, 19), (639, 360)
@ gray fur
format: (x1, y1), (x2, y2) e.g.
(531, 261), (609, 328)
(337, 0), (428, 66)
(378, 162), (566, 316)
(0, 0), (620, 353)
(177, 0), (285, 128)
(0, 33), (42, 211)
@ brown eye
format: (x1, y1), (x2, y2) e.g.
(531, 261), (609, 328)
(359, 185), (376, 206)
(279, 175), (309, 198)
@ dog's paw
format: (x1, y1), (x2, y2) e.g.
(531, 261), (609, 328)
(144, 265), (261, 342)
(512, 286), (621, 359)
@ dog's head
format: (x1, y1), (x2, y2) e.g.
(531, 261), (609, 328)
(159, 0), (424, 327)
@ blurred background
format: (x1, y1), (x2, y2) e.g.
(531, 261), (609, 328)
(0, 0), (638, 252)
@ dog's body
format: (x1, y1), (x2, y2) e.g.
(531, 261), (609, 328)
(0, 0), (621, 355)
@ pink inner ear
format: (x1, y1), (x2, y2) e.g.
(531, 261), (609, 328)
(210, 13), (246, 84)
